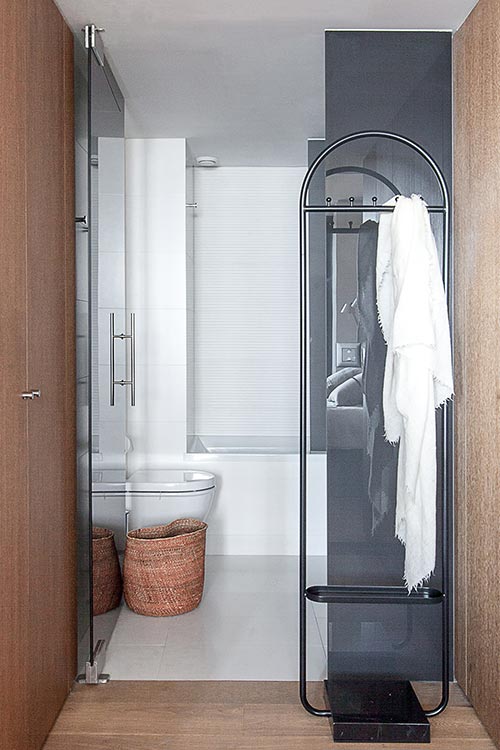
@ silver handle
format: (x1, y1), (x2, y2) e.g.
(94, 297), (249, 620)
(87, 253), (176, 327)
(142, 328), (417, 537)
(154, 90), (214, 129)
(130, 313), (136, 406)
(109, 312), (136, 407)
(109, 313), (116, 406)
(21, 389), (41, 400)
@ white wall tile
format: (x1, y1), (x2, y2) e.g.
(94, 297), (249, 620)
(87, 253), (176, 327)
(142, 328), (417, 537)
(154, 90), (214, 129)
(127, 420), (187, 465)
(97, 422), (129, 467)
(129, 365), (186, 423)
(98, 252), (125, 308)
(127, 252), (186, 309)
(192, 166), (304, 438)
(125, 194), (185, 255)
(99, 137), (125, 195)
(98, 194), (125, 253)
(125, 138), (186, 197)
(133, 308), (186, 366)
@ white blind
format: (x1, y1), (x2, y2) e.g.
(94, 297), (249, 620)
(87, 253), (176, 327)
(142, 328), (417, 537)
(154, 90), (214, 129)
(192, 166), (305, 438)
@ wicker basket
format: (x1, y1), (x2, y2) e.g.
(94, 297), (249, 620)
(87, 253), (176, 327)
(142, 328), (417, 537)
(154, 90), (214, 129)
(123, 519), (208, 617)
(92, 527), (123, 616)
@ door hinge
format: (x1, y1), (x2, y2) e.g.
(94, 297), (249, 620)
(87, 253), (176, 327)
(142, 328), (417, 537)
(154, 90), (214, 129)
(83, 24), (106, 66)
(76, 639), (109, 684)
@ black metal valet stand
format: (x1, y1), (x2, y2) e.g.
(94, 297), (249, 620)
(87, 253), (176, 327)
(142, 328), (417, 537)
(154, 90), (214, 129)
(299, 131), (452, 743)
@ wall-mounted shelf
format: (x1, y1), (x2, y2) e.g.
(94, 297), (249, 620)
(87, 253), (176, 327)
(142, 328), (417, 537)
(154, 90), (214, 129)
(305, 585), (444, 605)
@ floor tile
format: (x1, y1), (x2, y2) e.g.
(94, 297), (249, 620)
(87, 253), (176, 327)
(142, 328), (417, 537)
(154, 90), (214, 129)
(110, 605), (170, 645)
(105, 555), (327, 681)
(105, 644), (165, 680)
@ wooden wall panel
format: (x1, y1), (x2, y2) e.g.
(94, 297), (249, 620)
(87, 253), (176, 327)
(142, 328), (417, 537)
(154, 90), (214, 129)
(26, 1), (76, 747)
(454, 2), (500, 746)
(0, 0), (76, 748)
(62, 20), (77, 696)
(0, 1), (29, 748)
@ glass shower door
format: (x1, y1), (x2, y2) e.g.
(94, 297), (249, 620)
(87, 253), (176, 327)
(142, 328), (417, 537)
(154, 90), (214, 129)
(76, 25), (127, 682)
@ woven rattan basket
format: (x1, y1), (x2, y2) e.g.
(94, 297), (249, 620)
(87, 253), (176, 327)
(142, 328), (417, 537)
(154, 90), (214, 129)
(92, 527), (123, 616)
(123, 519), (208, 617)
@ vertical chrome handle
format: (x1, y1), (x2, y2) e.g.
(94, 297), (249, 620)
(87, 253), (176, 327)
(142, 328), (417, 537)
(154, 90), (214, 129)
(130, 313), (135, 407)
(109, 313), (116, 406)
(109, 312), (135, 406)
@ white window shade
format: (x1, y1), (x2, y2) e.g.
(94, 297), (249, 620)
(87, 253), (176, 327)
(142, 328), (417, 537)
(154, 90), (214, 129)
(191, 167), (305, 447)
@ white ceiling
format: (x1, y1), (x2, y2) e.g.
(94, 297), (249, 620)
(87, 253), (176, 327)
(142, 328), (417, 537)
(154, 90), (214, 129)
(56, 0), (478, 166)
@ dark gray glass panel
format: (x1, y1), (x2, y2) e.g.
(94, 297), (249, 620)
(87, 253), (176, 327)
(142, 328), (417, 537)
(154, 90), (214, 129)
(74, 36), (91, 674)
(89, 45), (126, 659)
(319, 140), (447, 681)
(325, 32), (452, 188)
(75, 32), (126, 675)
(319, 33), (452, 683)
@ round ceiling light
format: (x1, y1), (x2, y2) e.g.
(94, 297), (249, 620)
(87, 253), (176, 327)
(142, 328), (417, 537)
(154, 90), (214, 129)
(196, 156), (218, 167)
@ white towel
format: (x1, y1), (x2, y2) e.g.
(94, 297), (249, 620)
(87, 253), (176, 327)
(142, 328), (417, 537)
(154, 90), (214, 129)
(376, 194), (453, 591)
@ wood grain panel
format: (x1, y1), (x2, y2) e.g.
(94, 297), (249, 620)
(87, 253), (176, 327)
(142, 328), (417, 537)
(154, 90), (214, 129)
(454, 1), (500, 746)
(43, 739), (499, 750)
(44, 681), (496, 750)
(25, 0), (76, 747)
(0, 1), (29, 748)
(0, 0), (75, 747)
(62, 20), (77, 696)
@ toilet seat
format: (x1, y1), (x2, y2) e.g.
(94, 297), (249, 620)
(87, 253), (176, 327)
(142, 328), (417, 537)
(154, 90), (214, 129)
(125, 470), (215, 494)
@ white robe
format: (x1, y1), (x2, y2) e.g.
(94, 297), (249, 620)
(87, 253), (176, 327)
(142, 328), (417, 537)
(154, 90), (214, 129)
(376, 195), (453, 591)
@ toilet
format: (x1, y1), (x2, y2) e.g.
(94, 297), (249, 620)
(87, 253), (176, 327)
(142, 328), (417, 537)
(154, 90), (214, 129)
(125, 469), (216, 531)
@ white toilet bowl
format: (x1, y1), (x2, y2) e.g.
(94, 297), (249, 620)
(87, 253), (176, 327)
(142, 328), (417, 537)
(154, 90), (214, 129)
(125, 469), (216, 531)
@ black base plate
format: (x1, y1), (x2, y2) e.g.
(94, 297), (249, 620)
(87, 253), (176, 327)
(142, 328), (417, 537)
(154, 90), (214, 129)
(324, 678), (430, 743)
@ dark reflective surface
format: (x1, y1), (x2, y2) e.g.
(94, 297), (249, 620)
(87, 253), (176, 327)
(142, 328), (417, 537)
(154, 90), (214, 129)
(310, 138), (448, 681)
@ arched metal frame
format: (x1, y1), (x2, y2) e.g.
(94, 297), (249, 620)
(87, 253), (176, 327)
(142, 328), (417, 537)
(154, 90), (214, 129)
(299, 131), (452, 719)
(325, 165), (401, 197)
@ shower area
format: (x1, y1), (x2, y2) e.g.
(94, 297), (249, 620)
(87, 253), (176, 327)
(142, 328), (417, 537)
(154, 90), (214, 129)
(75, 25), (322, 683)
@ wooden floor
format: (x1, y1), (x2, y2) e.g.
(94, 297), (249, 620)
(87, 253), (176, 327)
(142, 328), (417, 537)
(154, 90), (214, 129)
(44, 681), (496, 749)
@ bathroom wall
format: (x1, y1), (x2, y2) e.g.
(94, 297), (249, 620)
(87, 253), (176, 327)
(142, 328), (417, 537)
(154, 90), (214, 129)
(124, 143), (325, 555)
(96, 137), (126, 470)
(125, 138), (188, 471)
(190, 166), (304, 444)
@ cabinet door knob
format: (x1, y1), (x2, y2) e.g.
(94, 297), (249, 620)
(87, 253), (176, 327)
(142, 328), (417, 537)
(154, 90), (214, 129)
(21, 389), (41, 400)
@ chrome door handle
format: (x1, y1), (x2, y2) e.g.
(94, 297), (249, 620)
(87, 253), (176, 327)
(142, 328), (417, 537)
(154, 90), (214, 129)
(110, 313), (136, 406)
(21, 389), (41, 400)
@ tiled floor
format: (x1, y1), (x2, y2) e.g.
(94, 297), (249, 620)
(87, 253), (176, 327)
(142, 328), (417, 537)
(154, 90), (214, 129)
(104, 555), (327, 680)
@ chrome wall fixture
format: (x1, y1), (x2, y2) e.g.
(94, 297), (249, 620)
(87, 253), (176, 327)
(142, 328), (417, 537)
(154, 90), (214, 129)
(299, 130), (452, 739)
(21, 389), (41, 400)
(109, 312), (136, 406)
